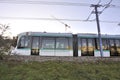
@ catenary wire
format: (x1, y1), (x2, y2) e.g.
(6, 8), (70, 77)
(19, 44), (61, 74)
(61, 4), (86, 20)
(85, 0), (101, 21)
(99, 0), (113, 17)
(0, 0), (119, 8)
(0, 0), (91, 7)
(88, 0), (113, 21)
(0, 16), (119, 23)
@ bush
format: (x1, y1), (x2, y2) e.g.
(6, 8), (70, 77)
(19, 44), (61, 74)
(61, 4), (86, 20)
(0, 24), (13, 60)
(0, 36), (13, 60)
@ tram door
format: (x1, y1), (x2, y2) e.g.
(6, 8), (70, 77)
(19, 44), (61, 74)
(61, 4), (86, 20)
(115, 40), (120, 56)
(109, 39), (119, 56)
(31, 37), (39, 55)
(81, 38), (94, 56)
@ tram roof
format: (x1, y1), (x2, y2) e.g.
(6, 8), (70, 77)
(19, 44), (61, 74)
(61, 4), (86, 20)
(18, 32), (120, 39)
(77, 33), (120, 39)
(18, 32), (73, 37)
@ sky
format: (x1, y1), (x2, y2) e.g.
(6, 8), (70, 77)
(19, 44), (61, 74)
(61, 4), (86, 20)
(0, 0), (120, 37)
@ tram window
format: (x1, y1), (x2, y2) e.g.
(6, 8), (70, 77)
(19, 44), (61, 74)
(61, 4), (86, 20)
(18, 36), (25, 48)
(18, 36), (31, 48)
(115, 39), (120, 54)
(96, 39), (100, 50)
(96, 39), (108, 50)
(78, 38), (81, 49)
(81, 39), (87, 47)
(88, 39), (94, 50)
(32, 37), (39, 49)
(81, 39), (87, 53)
(56, 38), (69, 49)
(102, 39), (108, 50)
(115, 40), (120, 47)
(25, 36), (31, 48)
(81, 38), (94, 56)
(88, 39), (93, 47)
(109, 39), (115, 47)
(42, 38), (55, 49)
(68, 38), (73, 49)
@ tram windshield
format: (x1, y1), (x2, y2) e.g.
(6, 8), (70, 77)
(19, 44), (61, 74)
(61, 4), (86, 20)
(17, 36), (31, 48)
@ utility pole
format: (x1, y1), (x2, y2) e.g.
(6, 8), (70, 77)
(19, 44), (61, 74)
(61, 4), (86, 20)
(91, 4), (103, 57)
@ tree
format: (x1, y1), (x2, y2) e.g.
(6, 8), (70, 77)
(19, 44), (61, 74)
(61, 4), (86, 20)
(0, 23), (11, 60)
(0, 24), (10, 36)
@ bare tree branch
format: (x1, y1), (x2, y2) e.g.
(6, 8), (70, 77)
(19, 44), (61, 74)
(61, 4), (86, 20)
(0, 24), (10, 36)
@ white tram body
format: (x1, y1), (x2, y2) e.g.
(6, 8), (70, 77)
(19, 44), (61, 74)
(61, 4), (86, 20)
(12, 32), (120, 57)
(12, 32), (73, 56)
(77, 34), (110, 57)
(77, 33), (120, 57)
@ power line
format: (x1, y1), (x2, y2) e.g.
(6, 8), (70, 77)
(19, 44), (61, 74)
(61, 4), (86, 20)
(100, 20), (120, 23)
(0, 0), (91, 7)
(85, 19), (120, 23)
(109, 4), (120, 8)
(99, 0), (113, 16)
(0, 16), (119, 23)
(0, 16), (87, 21)
(86, 0), (113, 21)
(0, 0), (120, 9)
(51, 15), (71, 32)
(85, 0), (101, 21)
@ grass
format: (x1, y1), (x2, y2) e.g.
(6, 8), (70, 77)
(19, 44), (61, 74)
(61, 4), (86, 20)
(0, 60), (120, 80)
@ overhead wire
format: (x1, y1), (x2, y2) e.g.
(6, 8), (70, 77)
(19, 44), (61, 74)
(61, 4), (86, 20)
(85, 0), (101, 21)
(109, 5), (120, 8)
(99, 0), (113, 17)
(86, 0), (113, 21)
(0, 0), (119, 24)
(0, 16), (119, 24)
(0, 0), (120, 8)
(0, 0), (91, 7)
(100, 20), (120, 23)
(0, 16), (87, 22)
(51, 15), (71, 31)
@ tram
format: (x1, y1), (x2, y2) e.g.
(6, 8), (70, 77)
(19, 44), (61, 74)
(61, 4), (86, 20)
(12, 32), (73, 56)
(12, 32), (120, 57)
(77, 33), (120, 57)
